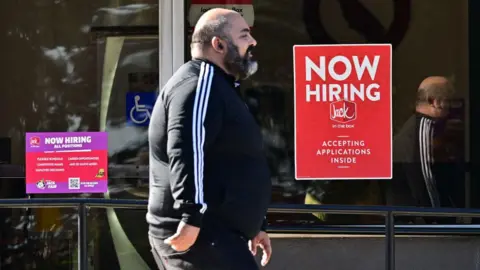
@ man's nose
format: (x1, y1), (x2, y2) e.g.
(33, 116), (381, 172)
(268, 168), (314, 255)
(250, 36), (257, 47)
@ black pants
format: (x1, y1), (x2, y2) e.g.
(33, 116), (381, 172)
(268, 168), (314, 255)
(148, 226), (259, 270)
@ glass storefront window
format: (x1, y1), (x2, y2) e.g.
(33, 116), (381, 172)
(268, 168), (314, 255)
(0, 1), (158, 268)
(184, 0), (471, 226)
(0, 0), (158, 174)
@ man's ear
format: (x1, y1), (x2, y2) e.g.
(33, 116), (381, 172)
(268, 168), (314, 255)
(211, 37), (225, 53)
(431, 99), (442, 109)
(428, 98), (441, 109)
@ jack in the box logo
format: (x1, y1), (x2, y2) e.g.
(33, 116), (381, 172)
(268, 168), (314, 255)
(330, 100), (357, 123)
(30, 136), (40, 147)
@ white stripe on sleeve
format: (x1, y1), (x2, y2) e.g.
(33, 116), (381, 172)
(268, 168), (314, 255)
(192, 62), (213, 214)
(419, 117), (440, 207)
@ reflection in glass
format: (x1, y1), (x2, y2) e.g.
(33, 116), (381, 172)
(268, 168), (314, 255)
(87, 207), (154, 269)
(0, 1), (160, 268)
(97, 35), (158, 269)
(183, 0), (470, 226)
(90, 2), (159, 28)
(0, 206), (77, 269)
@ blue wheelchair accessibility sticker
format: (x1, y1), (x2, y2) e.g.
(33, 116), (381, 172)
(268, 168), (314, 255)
(126, 92), (157, 126)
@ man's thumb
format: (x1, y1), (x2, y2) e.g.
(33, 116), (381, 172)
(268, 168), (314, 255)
(164, 233), (179, 244)
(249, 240), (258, 255)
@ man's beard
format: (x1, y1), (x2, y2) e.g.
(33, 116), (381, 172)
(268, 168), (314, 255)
(223, 40), (258, 80)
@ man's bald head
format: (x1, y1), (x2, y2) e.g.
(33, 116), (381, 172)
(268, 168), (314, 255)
(190, 8), (258, 80)
(191, 8), (239, 52)
(415, 76), (455, 118)
(196, 8), (238, 28)
(416, 76), (454, 106)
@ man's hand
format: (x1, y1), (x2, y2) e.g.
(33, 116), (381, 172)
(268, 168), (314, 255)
(164, 221), (200, 252)
(248, 231), (272, 266)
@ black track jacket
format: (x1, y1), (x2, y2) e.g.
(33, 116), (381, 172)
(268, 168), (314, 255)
(146, 59), (271, 240)
(390, 112), (457, 208)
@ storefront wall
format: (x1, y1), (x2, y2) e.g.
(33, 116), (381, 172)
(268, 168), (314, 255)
(0, 0), (473, 268)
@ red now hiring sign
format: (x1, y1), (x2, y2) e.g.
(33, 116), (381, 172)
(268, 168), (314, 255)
(293, 44), (392, 180)
(188, 0), (254, 28)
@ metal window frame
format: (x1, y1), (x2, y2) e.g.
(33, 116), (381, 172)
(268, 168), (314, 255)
(159, 0), (185, 88)
(5, 198), (480, 270)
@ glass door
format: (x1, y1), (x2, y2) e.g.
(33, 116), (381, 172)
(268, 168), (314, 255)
(89, 1), (184, 268)
(94, 34), (158, 269)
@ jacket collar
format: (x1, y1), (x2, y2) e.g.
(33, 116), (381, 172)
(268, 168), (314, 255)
(415, 111), (436, 122)
(192, 58), (238, 87)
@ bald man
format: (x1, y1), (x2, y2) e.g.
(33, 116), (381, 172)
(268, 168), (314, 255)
(389, 76), (457, 212)
(146, 8), (272, 270)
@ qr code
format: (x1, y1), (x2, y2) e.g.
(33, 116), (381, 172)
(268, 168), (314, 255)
(68, 178), (80, 189)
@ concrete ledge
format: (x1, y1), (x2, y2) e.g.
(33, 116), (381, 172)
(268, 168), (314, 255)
(257, 234), (480, 270)
(269, 233), (465, 239)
